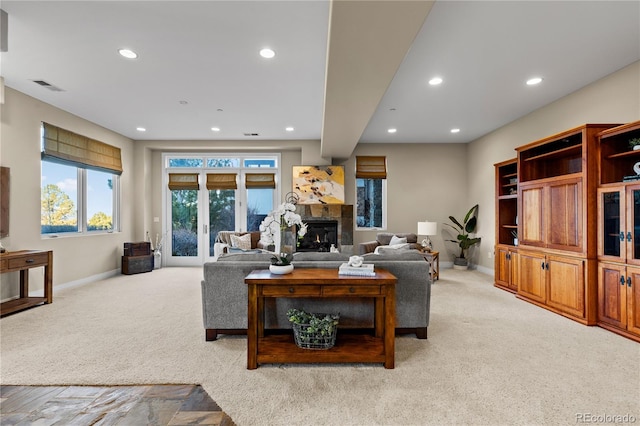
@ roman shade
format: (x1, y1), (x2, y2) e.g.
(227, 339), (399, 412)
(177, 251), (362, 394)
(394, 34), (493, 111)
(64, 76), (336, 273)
(206, 173), (237, 190)
(41, 123), (123, 175)
(356, 156), (386, 179)
(245, 173), (276, 188)
(168, 173), (199, 190)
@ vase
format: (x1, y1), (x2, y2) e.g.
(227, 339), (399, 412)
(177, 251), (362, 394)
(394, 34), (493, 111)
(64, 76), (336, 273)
(269, 264), (294, 275)
(279, 226), (296, 257)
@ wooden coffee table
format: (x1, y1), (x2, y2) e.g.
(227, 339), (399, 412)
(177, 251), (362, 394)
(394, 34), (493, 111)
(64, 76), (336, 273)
(245, 268), (397, 369)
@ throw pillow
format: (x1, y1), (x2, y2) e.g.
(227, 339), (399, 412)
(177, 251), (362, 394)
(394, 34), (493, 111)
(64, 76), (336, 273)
(389, 235), (407, 245)
(230, 234), (252, 250)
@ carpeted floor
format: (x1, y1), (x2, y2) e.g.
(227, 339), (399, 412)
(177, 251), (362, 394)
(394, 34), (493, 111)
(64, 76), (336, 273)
(1, 267), (638, 425)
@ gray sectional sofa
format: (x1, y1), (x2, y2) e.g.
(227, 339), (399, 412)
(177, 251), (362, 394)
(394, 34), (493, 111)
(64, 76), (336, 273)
(201, 250), (432, 341)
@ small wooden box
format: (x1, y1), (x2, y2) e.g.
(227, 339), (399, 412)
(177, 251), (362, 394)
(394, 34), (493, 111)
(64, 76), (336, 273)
(122, 254), (154, 275)
(124, 242), (151, 257)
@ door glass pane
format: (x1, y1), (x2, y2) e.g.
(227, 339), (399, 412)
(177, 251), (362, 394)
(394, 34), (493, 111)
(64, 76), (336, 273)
(247, 188), (273, 231)
(209, 189), (236, 256)
(171, 189), (198, 256)
(41, 161), (78, 234)
(634, 189), (640, 260)
(602, 191), (620, 257)
(87, 169), (114, 231)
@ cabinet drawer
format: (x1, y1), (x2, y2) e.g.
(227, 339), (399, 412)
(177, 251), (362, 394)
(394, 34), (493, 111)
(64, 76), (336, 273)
(322, 285), (381, 296)
(262, 285), (321, 296)
(8, 253), (49, 269)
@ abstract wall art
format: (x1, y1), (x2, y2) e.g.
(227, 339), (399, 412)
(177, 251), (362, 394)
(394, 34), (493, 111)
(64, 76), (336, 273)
(292, 165), (345, 204)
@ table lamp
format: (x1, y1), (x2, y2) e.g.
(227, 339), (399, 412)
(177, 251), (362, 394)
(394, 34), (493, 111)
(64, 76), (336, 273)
(417, 221), (437, 251)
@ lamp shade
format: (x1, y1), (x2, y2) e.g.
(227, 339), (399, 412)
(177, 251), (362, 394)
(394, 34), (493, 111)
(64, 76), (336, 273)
(418, 221), (437, 236)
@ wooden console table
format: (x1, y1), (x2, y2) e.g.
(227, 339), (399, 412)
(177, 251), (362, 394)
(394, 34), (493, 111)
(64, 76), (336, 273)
(245, 268), (397, 369)
(0, 250), (53, 316)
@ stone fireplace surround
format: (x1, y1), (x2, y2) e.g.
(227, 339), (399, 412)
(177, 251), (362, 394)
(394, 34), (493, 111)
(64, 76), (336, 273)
(295, 204), (354, 254)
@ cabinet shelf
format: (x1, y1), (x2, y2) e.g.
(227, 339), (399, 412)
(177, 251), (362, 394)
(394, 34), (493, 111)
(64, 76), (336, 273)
(502, 225), (518, 229)
(503, 172), (517, 178)
(523, 145), (581, 162)
(498, 194), (518, 200)
(607, 150), (640, 159)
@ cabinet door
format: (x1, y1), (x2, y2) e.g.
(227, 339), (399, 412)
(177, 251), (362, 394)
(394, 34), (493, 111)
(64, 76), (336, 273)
(597, 187), (625, 262)
(495, 246), (511, 287)
(626, 185), (640, 267)
(509, 250), (519, 291)
(518, 250), (546, 303)
(546, 178), (582, 252)
(627, 266), (640, 336)
(546, 255), (585, 318)
(597, 262), (627, 329)
(520, 184), (545, 247)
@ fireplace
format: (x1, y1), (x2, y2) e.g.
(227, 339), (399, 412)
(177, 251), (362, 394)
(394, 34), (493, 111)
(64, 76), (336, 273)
(296, 220), (338, 252)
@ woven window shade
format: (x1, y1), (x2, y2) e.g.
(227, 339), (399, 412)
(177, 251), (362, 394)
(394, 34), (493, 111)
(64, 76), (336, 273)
(41, 123), (123, 175)
(245, 173), (276, 188)
(356, 156), (386, 179)
(206, 173), (237, 190)
(168, 173), (199, 190)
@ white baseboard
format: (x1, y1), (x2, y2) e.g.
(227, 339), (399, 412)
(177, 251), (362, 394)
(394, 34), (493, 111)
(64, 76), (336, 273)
(30, 269), (120, 296)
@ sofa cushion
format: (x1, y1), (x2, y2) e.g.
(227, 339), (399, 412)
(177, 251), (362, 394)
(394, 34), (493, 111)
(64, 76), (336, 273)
(231, 233), (252, 250)
(217, 252), (274, 262)
(376, 232), (417, 245)
(389, 235), (407, 245)
(292, 252), (350, 262)
(363, 249), (424, 261)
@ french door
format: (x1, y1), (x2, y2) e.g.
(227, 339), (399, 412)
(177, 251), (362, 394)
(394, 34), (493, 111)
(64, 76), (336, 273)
(162, 155), (278, 266)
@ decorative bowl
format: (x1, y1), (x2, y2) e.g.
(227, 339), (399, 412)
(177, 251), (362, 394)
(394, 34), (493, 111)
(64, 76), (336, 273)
(269, 264), (294, 275)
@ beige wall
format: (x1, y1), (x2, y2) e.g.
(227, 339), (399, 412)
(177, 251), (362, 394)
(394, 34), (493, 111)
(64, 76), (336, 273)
(1, 60), (638, 293)
(0, 88), (136, 294)
(469, 60), (640, 271)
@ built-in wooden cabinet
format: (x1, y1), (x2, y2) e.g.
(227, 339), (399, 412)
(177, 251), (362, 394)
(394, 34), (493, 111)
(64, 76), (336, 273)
(596, 120), (640, 341)
(495, 245), (518, 292)
(494, 159), (519, 292)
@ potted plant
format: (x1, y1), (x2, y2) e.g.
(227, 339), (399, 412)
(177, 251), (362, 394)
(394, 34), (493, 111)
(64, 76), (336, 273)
(269, 253), (294, 274)
(444, 204), (482, 269)
(629, 138), (640, 150)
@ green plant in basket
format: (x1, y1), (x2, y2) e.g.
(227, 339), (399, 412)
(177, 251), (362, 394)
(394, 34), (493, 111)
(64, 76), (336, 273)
(629, 137), (640, 149)
(271, 253), (292, 266)
(286, 308), (339, 348)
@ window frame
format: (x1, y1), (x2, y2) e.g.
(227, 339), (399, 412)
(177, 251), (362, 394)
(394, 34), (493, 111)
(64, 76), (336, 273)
(40, 159), (121, 238)
(355, 177), (387, 231)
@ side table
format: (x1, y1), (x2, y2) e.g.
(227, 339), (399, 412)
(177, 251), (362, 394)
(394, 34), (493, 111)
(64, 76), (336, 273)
(420, 250), (439, 281)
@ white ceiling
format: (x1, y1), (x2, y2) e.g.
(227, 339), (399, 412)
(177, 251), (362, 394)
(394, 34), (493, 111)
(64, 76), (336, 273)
(1, 1), (639, 159)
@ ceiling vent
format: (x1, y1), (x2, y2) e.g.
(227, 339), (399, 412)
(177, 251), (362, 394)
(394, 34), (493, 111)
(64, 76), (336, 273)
(32, 80), (64, 92)
(243, 132), (260, 137)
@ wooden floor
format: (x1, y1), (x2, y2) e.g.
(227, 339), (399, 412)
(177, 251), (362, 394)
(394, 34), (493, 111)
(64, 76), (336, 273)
(0, 384), (235, 425)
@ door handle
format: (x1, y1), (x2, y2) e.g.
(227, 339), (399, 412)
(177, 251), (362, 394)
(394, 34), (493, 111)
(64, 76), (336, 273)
(204, 224), (208, 234)
(620, 276), (626, 286)
(627, 231), (633, 242)
(628, 276), (632, 287)
(620, 232), (625, 242)
(545, 262), (549, 270)
(541, 261), (545, 270)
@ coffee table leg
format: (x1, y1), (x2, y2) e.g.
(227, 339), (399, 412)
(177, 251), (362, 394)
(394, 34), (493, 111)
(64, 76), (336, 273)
(247, 284), (258, 370)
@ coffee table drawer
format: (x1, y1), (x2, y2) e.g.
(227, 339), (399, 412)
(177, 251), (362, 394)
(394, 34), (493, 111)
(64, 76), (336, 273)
(262, 285), (321, 296)
(323, 285), (381, 296)
(8, 253), (49, 270)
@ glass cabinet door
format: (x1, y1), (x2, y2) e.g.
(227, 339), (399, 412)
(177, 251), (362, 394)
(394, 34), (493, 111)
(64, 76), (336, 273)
(598, 187), (624, 261)
(628, 186), (640, 265)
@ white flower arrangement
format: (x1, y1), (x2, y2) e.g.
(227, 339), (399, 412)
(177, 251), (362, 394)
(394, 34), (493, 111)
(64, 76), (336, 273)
(259, 202), (308, 246)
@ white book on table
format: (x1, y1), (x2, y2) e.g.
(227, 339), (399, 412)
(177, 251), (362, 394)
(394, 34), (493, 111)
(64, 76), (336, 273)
(338, 263), (375, 276)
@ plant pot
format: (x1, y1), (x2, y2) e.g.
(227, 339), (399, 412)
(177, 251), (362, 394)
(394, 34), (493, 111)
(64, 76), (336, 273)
(513, 238), (518, 246)
(269, 264), (294, 275)
(453, 257), (469, 270)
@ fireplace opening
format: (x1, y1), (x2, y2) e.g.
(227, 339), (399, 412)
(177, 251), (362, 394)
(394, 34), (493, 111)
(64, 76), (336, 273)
(296, 220), (338, 252)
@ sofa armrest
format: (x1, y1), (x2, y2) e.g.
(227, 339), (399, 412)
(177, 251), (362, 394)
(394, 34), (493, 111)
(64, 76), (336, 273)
(358, 240), (380, 255)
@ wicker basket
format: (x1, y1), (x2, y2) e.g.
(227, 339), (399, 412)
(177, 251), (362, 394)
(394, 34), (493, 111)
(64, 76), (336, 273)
(291, 313), (339, 350)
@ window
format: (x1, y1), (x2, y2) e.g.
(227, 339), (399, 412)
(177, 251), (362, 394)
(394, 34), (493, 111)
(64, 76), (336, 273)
(41, 161), (119, 235)
(40, 123), (121, 236)
(356, 156), (387, 229)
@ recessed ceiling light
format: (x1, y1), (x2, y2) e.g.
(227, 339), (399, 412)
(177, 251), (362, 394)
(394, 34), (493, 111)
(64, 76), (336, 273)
(259, 48), (275, 59)
(526, 77), (543, 85)
(118, 48), (138, 59)
(179, 100), (188, 105)
(211, 127), (220, 132)
(388, 128), (397, 134)
(450, 128), (460, 133)
(429, 77), (443, 86)
(285, 127), (294, 132)
(136, 127), (146, 132)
